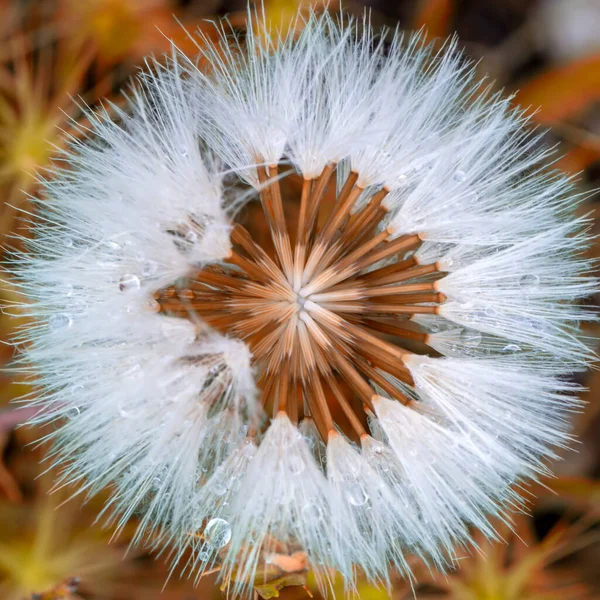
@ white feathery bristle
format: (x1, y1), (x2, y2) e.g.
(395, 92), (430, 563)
(286, 13), (386, 178)
(299, 417), (327, 468)
(402, 354), (581, 478)
(29, 329), (258, 544)
(372, 396), (519, 547)
(435, 222), (596, 363)
(5, 5), (595, 597)
(171, 439), (258, 582)
(361, 435), (449, 569)
(221, 414), (336, 597)
(189, 8), (307, 183)
(326, 433), (415, 589)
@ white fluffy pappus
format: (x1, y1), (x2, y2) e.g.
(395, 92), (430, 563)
(5, 4), (598, 598)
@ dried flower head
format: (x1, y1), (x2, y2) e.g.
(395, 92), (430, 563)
(8, 8), (597, 598)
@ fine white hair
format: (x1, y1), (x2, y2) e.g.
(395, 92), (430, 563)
(6, 5), (596, 598)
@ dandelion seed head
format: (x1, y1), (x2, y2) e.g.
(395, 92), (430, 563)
(8, 6), (597, 597)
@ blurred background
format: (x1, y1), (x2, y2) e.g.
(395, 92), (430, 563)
(0, 0), (598, 598)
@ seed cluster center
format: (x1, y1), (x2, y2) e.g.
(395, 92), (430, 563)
(157, 163), (447, 440)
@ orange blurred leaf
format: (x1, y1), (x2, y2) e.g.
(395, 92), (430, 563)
(545, 477), (600, 512)
(413, 0), (454, 40)
(516, 54), (600, 124)
(555, 144), (600, 174)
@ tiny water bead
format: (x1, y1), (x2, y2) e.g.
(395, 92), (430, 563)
(453, 169), (467, 183)
(98, 240), (123, 267)
(345, 482), (369, 507)
(67, 406), (81, 419)
(198, 550), (211, 563)
(211, 480), (229, 497)
(203, 518), (232, 549)
(519, 273), (540, 291)
(48, 312), (73, 331)
(119, 273), (141, 292)
(502, 343), (522, 353)
(118, 401), (138, 418)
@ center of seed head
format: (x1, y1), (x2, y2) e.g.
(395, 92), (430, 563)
(295, 291), (307, 311)
(155, 163), (447, 441)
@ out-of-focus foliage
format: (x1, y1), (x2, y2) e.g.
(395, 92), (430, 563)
(0, 0), (598, 599)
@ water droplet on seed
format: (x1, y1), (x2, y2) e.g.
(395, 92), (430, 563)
(519, 274), (540, 291)
(185, 230), (198, 244)
(502, 343), (521, 353)
(453, 170), (467, 182)
(484, 306), (498, 318)
(119, 274), (141, 292)
(67, 406), (81, 419)
(49, 313), (72, 331)
(212, 481), (228, 497)
(198, 550), (210, 562)
(346, 483), (368, 507)
(203, 518), (231, 548)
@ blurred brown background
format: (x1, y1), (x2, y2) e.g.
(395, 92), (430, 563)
(0, 1), (598, 599)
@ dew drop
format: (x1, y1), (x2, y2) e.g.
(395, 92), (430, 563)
(346, 483), (368, 507)
(453, 170), (467, 183)
(203, 518), (232, 548)
(118, 403), (135, 418)
(396, 174), (409, 187)
(372, 443), (385, 456)
(198, 550), (210, 562)
(519, 274), (540, 291)
(67, 406), (81, 419)
(460, 329), (482, 348)
(185, 230), (198, 244)
(48, 313), (72, 332)
(152, 476), (163, 490)
(63, 237), (74, 248)
(98, 241), (122, 267)
(69, 384), (84, 398)
(242, 442), (257, 459)
(502, 343), (521, 353)
(212, 481), (228, 497)
(119, 274), (141, 292)
(484, 306), (498, 318)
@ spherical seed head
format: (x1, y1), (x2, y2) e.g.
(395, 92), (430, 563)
(10, 6), (596, 598)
